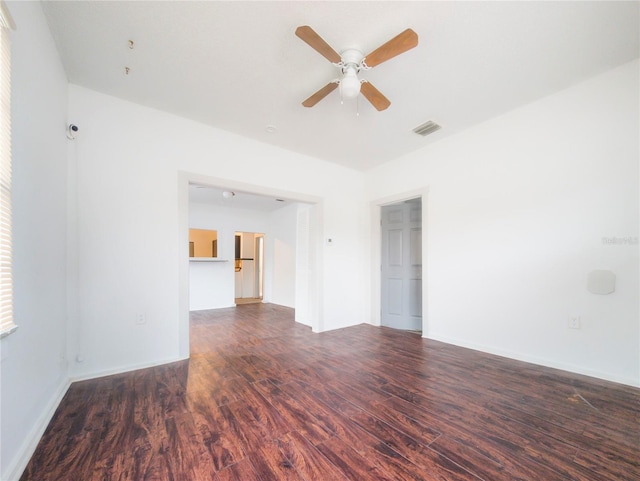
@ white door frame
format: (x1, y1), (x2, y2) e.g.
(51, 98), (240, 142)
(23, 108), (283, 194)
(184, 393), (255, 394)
(370, 187), (429, 334)
(178, 171), (323, 359)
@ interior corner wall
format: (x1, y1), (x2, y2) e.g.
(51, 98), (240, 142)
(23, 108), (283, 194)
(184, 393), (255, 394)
(366, 59), (640, 387)
(66, 84), (368, 379)
(1, 2), (70, 479)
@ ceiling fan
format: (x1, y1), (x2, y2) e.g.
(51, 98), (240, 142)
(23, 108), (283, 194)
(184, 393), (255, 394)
(295, 26), (418, 111)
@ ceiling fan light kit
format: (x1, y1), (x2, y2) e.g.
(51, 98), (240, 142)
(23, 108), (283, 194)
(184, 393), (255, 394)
(295, 26), (418, 111)
(339, 66), (361, 99)
(338, 48), (364, 100)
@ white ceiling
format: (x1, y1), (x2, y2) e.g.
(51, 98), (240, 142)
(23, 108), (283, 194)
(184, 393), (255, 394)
(42, 1), (639, 171)
(189, 184), (295, 212)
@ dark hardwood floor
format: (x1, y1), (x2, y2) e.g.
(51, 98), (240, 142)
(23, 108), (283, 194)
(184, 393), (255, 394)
(21, 304), (640, 480)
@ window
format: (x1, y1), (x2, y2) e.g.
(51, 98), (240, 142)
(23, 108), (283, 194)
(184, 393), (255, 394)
(0, 1), (15, 338)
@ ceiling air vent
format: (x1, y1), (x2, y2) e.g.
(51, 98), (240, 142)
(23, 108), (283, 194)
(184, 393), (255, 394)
(413, 120), (441, 137)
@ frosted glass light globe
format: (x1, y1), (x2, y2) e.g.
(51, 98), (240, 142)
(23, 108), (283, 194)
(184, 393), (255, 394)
(340, 69), (361, 99)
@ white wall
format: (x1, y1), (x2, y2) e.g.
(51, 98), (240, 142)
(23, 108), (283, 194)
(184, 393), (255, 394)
(1, 2), (69, 479)
(267, 203), (298, 308)
(190, 260), (233, 310)
(66, 84), (367, 379)
(189, 201), (269, 310)
(367, 60), (640, 386)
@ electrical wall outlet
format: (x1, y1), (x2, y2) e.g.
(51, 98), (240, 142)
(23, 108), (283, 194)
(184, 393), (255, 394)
(568, 315), (581, 329)
(136, 313), (146, 325)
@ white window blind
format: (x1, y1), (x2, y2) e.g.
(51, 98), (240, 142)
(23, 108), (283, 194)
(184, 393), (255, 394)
(0, 1), (15, 338)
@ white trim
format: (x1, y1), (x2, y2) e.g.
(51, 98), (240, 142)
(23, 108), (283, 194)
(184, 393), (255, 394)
(3, 377), (71, 481)
(427, 333), (640, 388)
(0, 323), (16, 338)
(369, 187), (429, 331)
(5, 356), (190, 480)
(70, 355), (188, 383)
(177, 171), (324, 348)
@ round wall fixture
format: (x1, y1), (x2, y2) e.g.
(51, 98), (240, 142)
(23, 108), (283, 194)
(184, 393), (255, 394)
(66, 123), (79, 140)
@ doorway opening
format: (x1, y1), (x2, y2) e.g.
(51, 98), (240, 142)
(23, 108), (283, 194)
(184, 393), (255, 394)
(380, 197), (423, 332)
(235, 231), (264, 304)
(178, 173), (323, 360)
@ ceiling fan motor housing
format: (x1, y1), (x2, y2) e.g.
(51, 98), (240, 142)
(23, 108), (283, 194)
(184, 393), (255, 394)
(340, 48), (365, 71)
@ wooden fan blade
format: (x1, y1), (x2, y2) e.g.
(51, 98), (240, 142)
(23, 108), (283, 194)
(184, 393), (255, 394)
(295, 26), (342, 64)
(364, 28), (418, 68)
(302, 82), (339, 107)
(360, 82), (391, 111)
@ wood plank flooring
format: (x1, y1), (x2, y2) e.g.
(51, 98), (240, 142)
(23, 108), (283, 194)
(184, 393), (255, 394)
(21, 303), (640, 480)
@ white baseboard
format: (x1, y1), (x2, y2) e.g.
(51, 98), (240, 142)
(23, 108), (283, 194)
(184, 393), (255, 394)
(3, 356), (189, 480)
(70, 355), (188, 383)
(3, 377), (71, 481)
(426, 333), (640, 388)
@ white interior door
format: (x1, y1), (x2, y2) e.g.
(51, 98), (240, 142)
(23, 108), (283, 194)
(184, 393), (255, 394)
(235, 232), (264, 300)
(381, 199), (422, 331)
